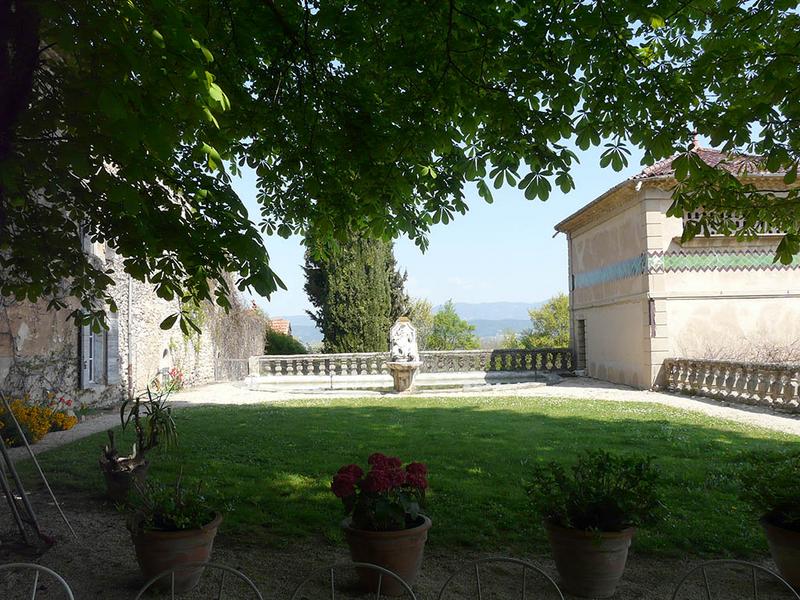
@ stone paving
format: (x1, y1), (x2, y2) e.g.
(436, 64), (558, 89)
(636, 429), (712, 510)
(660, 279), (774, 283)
(8, 376), (800, 463)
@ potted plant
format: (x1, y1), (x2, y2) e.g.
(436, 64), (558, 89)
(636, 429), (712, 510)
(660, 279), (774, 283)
(99, 384), (177, 501)
(331, 453), (430, 595)
(126, 475), (222, 593)
(527, 450), (661, 598)
(740, 452), (800, 589)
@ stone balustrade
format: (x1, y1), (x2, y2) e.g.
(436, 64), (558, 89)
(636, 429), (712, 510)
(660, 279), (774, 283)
(249, 348), (573, 378)
(419, 348), (573, 373)
(663, 358), (800, 413)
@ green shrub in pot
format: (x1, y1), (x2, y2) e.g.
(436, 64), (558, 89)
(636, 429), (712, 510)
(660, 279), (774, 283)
(527, 450), (661, 598)
(739, 451), (800, 588)
(125, 476), (222, 593)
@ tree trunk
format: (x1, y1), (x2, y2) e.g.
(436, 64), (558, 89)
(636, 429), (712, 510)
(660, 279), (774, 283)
(0, 0), (41, 231)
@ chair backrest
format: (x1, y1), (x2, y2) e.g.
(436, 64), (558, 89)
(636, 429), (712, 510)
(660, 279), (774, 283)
(290, 562), (418, 600)
(0, 563), (75, 600)
(670, 559), (800, 600)
(133, 561), (263, 599)
(436, 557), (564, 600)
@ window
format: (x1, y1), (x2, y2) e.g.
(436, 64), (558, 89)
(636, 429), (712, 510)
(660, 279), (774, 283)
(683, 209), (783, 236)
(81, 326), (107, 387)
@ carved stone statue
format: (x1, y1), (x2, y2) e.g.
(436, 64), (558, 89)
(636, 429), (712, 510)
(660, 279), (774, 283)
(389, 317), (420, 363)
(386, 317), (422, 392)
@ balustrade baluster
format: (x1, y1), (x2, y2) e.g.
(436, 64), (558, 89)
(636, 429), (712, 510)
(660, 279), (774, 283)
(789, 369), (800, 409)
(680, 362), (691, 392)
(753, 369), (767, 403)
(729, 366), (742, 400)
(768, 370), (780, 405)
(697, 363), (714, 396)
(670, 360), (681, 392)
(777, 372), (791, 408)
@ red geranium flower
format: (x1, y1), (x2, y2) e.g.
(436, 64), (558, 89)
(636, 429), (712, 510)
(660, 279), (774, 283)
(337, 464), (364, 480)
(361, 469), (392, 493)
(368, 452), (402, 470)
(332, 454), (429, 531)
(367, 452), (388, 468)
(406, 462), (427, 476)
(406, 473), (428, 490)
(331, 474), (357, 498)
(388, 467), (407, 487)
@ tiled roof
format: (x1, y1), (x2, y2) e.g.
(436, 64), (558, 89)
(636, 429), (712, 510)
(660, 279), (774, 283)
(267, 319), (292, 335)
(554, 147), (787, 233)
(631, 147), (781, 180)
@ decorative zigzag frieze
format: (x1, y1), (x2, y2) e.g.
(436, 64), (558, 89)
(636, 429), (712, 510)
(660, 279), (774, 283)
(573, 250), (799, 290)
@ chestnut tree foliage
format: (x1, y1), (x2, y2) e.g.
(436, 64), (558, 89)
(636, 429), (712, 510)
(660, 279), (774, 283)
(2, 1), (799, 332)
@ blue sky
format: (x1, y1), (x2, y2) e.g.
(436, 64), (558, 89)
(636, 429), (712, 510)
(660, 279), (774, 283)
(232, 145), (645, 317)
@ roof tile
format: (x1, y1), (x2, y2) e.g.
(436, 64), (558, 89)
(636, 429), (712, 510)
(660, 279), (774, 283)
(631, 148), (782, 180)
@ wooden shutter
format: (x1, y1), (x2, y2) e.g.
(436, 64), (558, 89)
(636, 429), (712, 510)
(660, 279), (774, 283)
(106, 311), (120, 385)
(80, 324), (91, 388)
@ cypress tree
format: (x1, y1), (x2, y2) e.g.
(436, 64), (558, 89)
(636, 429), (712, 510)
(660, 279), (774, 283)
(304, 235), (407, 353)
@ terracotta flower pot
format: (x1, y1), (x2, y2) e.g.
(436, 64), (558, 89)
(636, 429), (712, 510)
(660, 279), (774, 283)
(761, 517), (800, 590)
(101, 460), (149, 502)
(132, 512), (222, 593)
(342, 516), (431, 596)
(545, 520), (635, 598)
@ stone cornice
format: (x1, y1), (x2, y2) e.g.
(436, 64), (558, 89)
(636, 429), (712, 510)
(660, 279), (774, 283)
(555, 174), (793, 235)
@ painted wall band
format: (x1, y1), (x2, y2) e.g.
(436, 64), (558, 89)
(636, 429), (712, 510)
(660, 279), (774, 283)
(573, 250), (800, 290)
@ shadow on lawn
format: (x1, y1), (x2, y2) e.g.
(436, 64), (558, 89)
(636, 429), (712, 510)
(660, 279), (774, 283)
(22, 400), (800, 557)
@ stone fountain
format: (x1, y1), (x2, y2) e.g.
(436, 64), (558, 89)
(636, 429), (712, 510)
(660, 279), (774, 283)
(385, 317), (422, 393)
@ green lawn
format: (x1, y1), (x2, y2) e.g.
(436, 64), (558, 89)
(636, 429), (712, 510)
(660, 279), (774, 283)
(25, 396), (800, 557)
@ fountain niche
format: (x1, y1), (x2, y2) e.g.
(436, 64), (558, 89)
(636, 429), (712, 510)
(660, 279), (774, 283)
(385, 317), (423, 393)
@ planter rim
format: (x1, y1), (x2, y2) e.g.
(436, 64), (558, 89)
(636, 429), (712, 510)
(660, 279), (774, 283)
(99, 457), (150, 473)
(544, 519), (635, 540)
(134, 512), (223, 541)
(342, 515), (431, 539)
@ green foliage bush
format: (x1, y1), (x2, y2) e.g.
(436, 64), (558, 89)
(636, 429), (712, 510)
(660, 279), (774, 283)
(521, 293), (570, 348)
(127, 477), (215, 533)
(427, 300), (480, 350)
(265, 330), (307, 355)
(527, 450), (661, 532)
(739, 451), (800, 531)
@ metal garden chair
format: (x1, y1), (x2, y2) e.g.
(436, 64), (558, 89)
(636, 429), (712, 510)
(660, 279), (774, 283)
(436, 557), (564, 600)
(290, 562), (417, 600)
(133, 561), (263, 599)
(670, 559), (800, 600)
(0, 563), (75, 600)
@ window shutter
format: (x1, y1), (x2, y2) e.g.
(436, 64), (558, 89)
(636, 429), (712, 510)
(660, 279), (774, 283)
(106, 311), (120, 385)
(80, 325), (91, 388)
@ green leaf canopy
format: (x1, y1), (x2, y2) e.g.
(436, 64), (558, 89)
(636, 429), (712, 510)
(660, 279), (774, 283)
(1, 1), (798, 324)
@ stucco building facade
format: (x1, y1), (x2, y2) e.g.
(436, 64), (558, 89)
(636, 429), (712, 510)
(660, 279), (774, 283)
(555, 149), (800, 389)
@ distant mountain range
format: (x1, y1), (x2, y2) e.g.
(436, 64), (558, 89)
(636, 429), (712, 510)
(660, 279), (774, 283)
(432, 301), (542, 321)
(279, 301), (543, 346)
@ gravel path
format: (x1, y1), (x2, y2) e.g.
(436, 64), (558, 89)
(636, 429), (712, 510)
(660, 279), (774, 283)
(173, 377), (800, 436)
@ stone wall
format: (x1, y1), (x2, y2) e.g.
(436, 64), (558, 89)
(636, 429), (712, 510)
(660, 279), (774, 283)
(0, 247), (267, 405)
(0, 297), (83, 402)
(107, 251), (217, 397)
